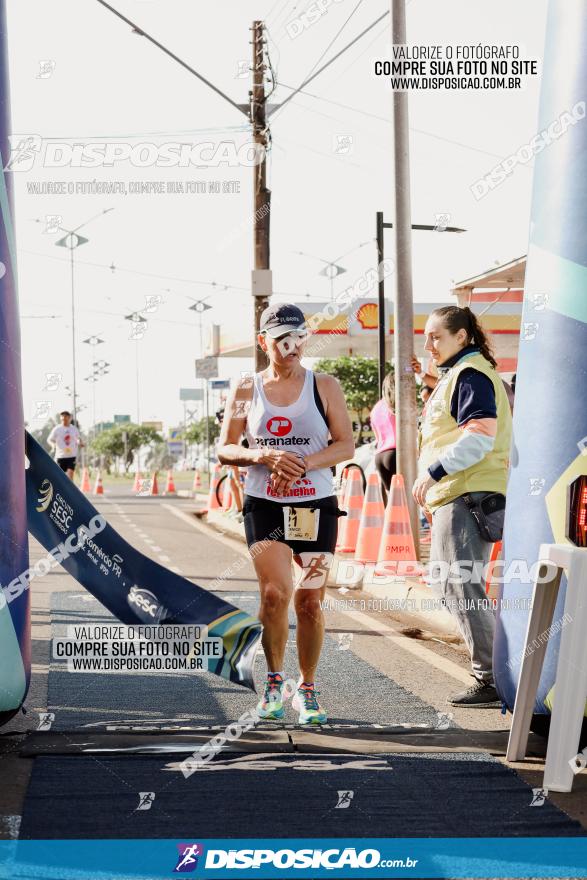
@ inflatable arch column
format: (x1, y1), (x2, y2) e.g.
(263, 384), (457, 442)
(0, 0), (31, 725)
(495, 0), (587, 711)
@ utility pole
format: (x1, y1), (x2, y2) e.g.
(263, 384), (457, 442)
(251, 20), (271, 372)
(391, 0), (419, 557)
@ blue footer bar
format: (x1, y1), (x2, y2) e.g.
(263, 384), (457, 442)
(1, 838), (587, 879)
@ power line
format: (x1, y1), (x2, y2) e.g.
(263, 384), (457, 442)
(275, 82), (506, 160)
(36, 125), (250, 142)
(93, 0), (248, 117)
(301, 0), (366, 86)
(268, 10), (389, 120)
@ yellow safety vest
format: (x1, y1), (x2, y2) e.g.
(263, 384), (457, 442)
(418, 352), (512, 512)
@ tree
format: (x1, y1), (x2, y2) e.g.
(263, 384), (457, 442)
(314, 356), (393, 444)
(89, 423), (163, 472)
(183, 417), (220, 446)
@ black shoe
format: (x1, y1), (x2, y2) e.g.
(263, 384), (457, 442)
(447, 680), (501, 708)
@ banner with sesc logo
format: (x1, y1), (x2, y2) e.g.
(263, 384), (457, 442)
(24, 432), (261, 691)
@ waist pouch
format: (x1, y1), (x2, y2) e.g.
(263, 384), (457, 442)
(461, 492), (506, 543)
(243, 496), (346, 518)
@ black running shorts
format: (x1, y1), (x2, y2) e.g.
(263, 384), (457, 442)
(243, 494), (342, 554)
(57, 457), (77, 472)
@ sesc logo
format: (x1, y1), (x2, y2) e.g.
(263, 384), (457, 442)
(127, 586), (163, 622)
(36, 479), (54, 513)
(266, 416), (292, 437)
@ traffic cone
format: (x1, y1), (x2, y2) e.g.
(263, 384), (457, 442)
(132, 470), (142, 494)
(206, 464), (223, 511)
(80, 467), (91, 494)
(485, 540), (502, 598)
(150, 472), (159, 496)
(93, 471), (104, 496)
(164, 469), (176, 495)
(355, 472), (386, 564)
(375, 474), (421, 577)
(337, 468), (364, 553)
(192, 469), (202, 493)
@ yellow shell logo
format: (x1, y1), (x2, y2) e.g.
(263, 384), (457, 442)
(356, 302), (378, 330)
(36, 479), (54, 513)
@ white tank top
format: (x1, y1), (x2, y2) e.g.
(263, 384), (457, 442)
(244, 369), (335, 502)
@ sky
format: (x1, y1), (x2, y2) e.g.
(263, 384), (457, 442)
(7, 0), (548, 431)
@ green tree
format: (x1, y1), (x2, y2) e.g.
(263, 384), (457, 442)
(183, 417), (220, 446)
(89, 423), (163, 472)
(315, 356), (393, 444)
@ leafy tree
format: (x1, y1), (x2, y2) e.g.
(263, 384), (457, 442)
(145, 442), (176, 472)
(183, 417), (220, 446)
(89, 423), (163, 472)
(314, 356), (393, 444)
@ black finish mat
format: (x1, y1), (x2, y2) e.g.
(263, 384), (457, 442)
(19, 752), (584, 840)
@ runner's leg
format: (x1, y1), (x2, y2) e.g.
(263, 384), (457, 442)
(251, 540), (293, 673)
(293, 551), (333, 683)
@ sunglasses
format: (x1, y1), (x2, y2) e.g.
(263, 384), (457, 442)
(271, 330), (308, 342)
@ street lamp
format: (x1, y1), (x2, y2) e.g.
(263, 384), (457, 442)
(294, 242), (371, 300)
(36, 208), (114, 425)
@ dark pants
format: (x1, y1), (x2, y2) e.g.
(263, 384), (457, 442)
(374, 449), (396, 505)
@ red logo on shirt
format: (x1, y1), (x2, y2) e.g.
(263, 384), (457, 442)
(266, 417), (292, 437)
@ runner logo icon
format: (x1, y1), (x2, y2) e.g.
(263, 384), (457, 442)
(174, 843), (204, 873)
(266, 416), (292, 436)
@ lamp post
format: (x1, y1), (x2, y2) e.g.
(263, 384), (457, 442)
(43, 208), (114, 424)
(189, 298), (213, 463)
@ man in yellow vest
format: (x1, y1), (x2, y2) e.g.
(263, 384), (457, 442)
(413, 306), (512, 707)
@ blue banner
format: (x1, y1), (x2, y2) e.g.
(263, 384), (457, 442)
(1, 838), (587, 879)
(0, 0), (30, 723)
(22, 432), (261, 691)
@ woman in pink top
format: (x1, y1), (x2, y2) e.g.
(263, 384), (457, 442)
(370, 372), (396, 503)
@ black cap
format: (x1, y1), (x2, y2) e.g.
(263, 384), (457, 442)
(260, 303), (306, 338)
(59, 410), (72, 417)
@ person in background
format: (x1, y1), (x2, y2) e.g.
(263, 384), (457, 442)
(370, 372), (396, 504)
(412, 306), (512, 708)
(47, 411), (83, 480)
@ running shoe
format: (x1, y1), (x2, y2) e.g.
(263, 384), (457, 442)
(292, 683), (328, 725)
(256, 673), (286, 720)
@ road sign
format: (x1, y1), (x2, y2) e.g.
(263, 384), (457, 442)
(142, 420), (163, 432)
(167, 426), (184, 456)
(195, 357), (218, 380)
(114, 414), (131, 423)
(210, 379), (230, 390)
(180, 388), (204, 401)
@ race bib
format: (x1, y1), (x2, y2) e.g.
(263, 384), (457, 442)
(283, 506), (320, 541)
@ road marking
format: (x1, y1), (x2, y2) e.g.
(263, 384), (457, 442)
(152, 545), (163, 552)
(159, 555), (171, 563)
(162, 504), (470, 686)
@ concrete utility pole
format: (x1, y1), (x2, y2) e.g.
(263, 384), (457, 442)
(390, 0), (419, 556)
(251, 20), (271, 372)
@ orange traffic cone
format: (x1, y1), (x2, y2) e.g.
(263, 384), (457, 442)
(150, 472), (159, 496)
(192, 469), (202, 493)
(164, 469), (176, 495)
(355, 472), (386, 564)
(80, 467), (91, 493)
(93, 471), (104, 496)
(375, 474), (421, 577)
(132, 470), (142, 494)
(206, 464), (223, 511)
(337, 468), (364, 554)
(485, 540), (502, 597)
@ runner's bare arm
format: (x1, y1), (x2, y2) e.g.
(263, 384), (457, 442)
(304, 374), (354, 470)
